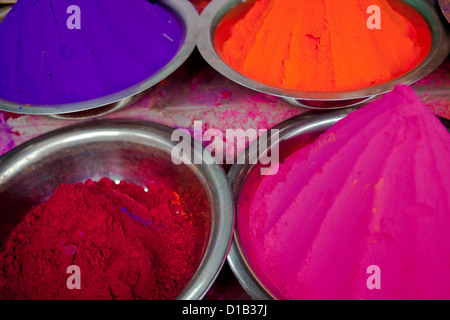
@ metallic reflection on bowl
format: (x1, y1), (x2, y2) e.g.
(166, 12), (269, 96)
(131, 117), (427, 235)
(197, 0), (450, 109)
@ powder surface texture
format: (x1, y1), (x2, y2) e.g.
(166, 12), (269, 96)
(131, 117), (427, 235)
(240, 85), (450, 300)
(0, 178), (206, 300)
(215, 0), (431, 91)
(0, 0), (182, 105)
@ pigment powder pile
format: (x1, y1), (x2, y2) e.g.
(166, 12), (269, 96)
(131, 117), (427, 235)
(239, 85), (450, 300)
(215, 0), (432, 91)
(0, 0), (182, 105)
(0, 178), (207, 300)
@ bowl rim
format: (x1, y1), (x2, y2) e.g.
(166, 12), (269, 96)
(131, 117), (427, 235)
(0, 119), (235, 300)
(226, 109), (450, 300)
(0, 0), (199, 116)
(196, 0), (450, 102)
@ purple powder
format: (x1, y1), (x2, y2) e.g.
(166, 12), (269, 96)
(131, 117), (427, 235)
(0, 0), (183, 105)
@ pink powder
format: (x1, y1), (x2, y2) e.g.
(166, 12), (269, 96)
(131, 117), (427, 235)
(240, 85), (450, 300)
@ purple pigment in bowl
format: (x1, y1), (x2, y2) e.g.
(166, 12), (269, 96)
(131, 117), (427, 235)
(0, 0), (182, 105)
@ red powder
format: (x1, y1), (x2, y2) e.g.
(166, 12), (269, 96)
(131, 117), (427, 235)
(0, 178), (207, 300)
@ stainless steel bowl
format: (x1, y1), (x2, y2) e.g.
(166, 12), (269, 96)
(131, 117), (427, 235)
(196, 0), (450, 110)
(0, 120), (234, 300)
(0, 0), (198, 119)
(227, 110), (450, 300)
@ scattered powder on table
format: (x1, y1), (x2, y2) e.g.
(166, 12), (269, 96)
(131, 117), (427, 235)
(240, 85), (450, 300)
(0, 178), (207, 300)
(215, 0), (431, 91)
(0, 0), (182, 105)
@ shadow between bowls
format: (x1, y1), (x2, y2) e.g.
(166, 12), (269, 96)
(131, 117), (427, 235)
(0, 0), (198, 120)
(196, 0), (450, 110)
(226, 110), (450, 300)
(0, 119), (235, 300)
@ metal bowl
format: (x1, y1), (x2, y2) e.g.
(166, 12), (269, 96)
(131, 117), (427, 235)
(0, 119), (234, 300)
(438, 0), (450, 23)
(196, 0), (450, 110)
(227, 110), (450, 300)
(0, 0), (198, 119)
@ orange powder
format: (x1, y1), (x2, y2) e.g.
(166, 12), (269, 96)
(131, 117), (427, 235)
(215, 0), (431, 92)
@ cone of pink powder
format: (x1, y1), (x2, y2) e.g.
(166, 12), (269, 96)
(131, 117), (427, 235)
(239, 85), (450, 300)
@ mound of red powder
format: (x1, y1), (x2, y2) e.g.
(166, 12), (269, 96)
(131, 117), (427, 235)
(0, 178), (206, 300)
(0, 0), (183, 105)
